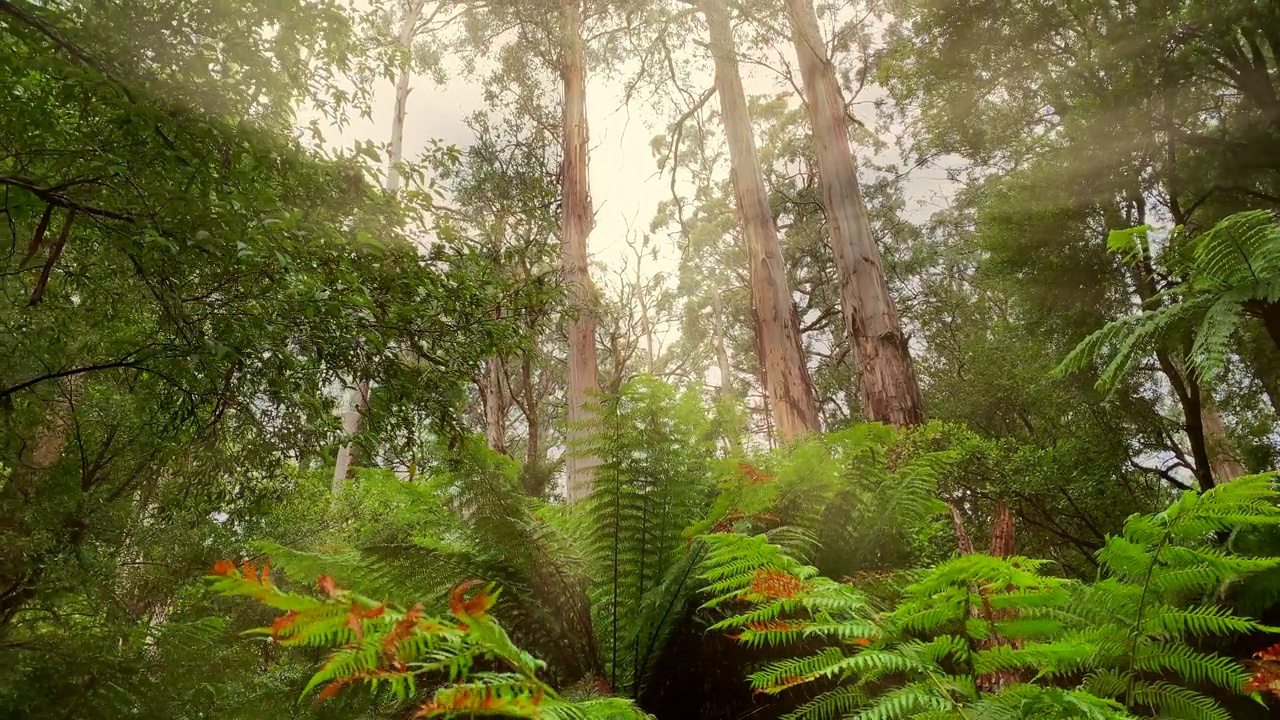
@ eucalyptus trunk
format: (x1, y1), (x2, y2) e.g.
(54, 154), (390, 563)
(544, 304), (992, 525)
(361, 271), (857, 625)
(784, 0), (924, 427)
(560, 0), (602, 501)
(702, 0), (820, 441)
(483, 357), (510, 456)
(333, 0), (427, 494)
(1201, 392), (1248, 482)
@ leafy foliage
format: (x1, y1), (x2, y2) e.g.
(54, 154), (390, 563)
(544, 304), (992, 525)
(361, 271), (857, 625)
(576, 376), (717, 694)
(703, 474), (1280, 719)
(206, 562), (652, 719)
(1059, 211), (1280, 390)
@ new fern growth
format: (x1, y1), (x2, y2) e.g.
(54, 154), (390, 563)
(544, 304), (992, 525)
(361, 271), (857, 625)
(206, 562), (651, 719)
(702, 474), (1280, 719)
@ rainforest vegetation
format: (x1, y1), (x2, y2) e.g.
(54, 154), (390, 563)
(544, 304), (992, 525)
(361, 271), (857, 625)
(5, 0), (1280, 718)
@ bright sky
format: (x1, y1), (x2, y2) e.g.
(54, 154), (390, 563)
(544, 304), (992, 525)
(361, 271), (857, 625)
(310, 61), (674, 272)
(307, 25), (958, 284)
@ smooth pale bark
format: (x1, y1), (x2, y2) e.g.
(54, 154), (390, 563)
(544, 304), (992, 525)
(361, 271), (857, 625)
(333, 0), (428, 494)
(713, 292), (734, 401)
(480, 215), (512, 456)
(483, 357), (510, 456)
(1201, 392), (1248, 482)
(332, 379), (369, 495)
(784, 0), (924, 427)
(713, 292), (742, 454)
(701, 0), (820, 441)
(560, 0), (602, 502)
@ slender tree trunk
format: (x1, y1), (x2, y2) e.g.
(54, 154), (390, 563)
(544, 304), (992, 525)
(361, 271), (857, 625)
(713, 292), (742, 454)
(480, 213), (512, 456)
(639, 295), (655, 373)
(702, 0), (820, 441)
(784, 0), (924, 427)
(560, 0), (602, 502)
(521, 356), (542, 469)
(332, 380), (369, 495)
(483, 357), (509, 455)
(713, 292), (735, 400)
(1129, 201), (1216, 490)
(332, 0), (427, 495)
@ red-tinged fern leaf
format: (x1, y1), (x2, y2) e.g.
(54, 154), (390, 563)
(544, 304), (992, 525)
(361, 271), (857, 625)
(345, 602), (385, 642)
(450, 580), (496, 619)
(317, 574), (339, 597)
(1245, 643), (1280, 699)
(738, 462), (773, 485)
(271, 611), (298, 641)
(746, 568), (804, 600)
(417, 685), (540, 717)
(758, 673), (819, 694)
(384, 604), (425, 656)
(314, 678), (351, 704)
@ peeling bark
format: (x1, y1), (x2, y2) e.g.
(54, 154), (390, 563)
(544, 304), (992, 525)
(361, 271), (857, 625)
(561, 0), (602, 501)
(784, 0), (924, 427)
(702, 0), (820, 441)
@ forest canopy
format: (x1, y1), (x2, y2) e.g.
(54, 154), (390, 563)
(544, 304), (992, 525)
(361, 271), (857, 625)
(3, 0), (1280, 718)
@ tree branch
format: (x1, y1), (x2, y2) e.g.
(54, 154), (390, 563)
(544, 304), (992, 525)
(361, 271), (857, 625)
(0, 176), (132, 222)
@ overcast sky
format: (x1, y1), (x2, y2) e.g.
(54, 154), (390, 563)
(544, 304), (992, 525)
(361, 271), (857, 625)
(306, 21), (960, 287)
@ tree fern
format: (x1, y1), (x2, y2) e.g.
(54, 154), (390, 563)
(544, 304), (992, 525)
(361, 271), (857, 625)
(1058, 210), (1280, 389)
(574, 376), (717, 695)
(261, 440), (603, 687)
(702, 474), (1280, 718)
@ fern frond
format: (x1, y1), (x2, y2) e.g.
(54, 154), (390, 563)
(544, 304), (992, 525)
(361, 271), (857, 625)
(851, 683), (955, 720)
(781, 684), (871, 720)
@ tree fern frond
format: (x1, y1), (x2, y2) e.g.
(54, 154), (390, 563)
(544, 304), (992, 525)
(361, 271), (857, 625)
(851, 683), (954, 720)
(781, 684), (871, 720)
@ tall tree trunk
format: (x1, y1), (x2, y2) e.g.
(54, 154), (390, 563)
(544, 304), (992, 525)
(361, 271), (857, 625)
(702, 0), (820, 441)
(784, 0), (924, 427)
(332, 379), (368, 495)
(483, 357), (510, 455)
(480, 213), (512, 456)
(332, 0), (427, 495)
(1201, 391), (1248, 482)
(713, 292), (735, 400)
(560, 0), (602, 502)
